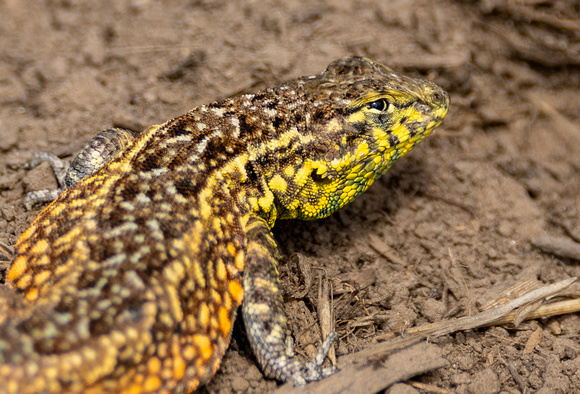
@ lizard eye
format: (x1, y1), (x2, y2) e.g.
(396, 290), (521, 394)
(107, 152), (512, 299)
(367, 99), (390, 112)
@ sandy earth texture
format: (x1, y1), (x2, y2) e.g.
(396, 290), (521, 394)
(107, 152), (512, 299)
(1, 0), (579, 393)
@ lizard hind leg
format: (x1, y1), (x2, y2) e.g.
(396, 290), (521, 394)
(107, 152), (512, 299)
(242, 216), (338, 386)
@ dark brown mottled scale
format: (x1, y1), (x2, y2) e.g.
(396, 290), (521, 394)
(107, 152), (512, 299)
(0, 56), (449, 392)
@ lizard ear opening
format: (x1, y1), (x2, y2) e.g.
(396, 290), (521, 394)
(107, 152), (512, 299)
(310, 170), (334, 185)
(311, 169), (334, 184)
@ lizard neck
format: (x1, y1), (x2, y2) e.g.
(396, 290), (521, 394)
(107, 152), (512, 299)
(108, 100), (293, 229)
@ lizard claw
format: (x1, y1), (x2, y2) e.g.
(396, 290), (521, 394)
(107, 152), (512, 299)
(297, 331), (339, 385)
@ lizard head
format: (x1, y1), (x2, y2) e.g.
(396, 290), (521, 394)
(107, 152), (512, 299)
(271, 56), (450, 220)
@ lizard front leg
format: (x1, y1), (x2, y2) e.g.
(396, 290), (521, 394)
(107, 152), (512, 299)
(63, 127), (137, 188)
(242, 215), (338, 386)
(22, 127), (137, 209)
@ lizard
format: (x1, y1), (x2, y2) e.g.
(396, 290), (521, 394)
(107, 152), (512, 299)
(0, 56), (449, 393)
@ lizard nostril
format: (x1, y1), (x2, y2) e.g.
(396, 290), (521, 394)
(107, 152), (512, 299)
(430, 90), (449, 108)
(432, 91), (443, 104)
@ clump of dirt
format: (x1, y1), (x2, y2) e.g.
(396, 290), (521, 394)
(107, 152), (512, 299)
(1, 0), (579, 392)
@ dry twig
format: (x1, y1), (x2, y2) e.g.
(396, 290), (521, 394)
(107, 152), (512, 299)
(279, 278), (577, 393)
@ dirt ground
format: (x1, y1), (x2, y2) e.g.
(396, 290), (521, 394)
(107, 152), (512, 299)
(1, 0), (579, 392)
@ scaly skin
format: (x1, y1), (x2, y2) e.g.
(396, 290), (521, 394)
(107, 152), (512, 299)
(1, 56), (449, 392)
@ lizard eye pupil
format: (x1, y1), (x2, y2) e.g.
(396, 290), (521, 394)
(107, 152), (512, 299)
(367, 99), (389, 111)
